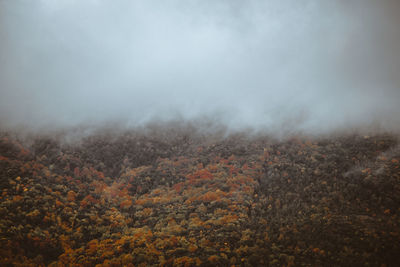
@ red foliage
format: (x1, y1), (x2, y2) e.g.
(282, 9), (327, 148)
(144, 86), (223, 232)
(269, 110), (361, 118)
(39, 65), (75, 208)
(187, 169), (214, 185)
(120, 199), (132, 209)
(173, 182), (184, 193)
(74, 167), (80, 177)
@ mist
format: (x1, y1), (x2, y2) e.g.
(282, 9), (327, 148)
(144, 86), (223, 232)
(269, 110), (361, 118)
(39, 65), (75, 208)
(1, 0), (399, 135)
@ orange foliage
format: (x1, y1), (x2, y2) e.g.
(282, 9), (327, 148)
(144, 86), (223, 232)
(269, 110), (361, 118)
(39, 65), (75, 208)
(190, 216), (204, 228)
(80, 195), (97, 208)
(135, 198), (149, 206)
(66, 190), (76, 202)
(312, 247), (321, 254)
(173, 256), (200, 267)
(201, 191), (219, 202)
(187, 169), (213, 184)
(384, 209), (391, 215)
(220, 214), (238, 224)
(142, 208), (153, 217)
(168, 236), (179, 247)
(207, 163), (219, 173)
(208, 255), (219, 263)
(188, 244), (198, 253)
(55, 199), (63, 207)
(120, 198), (132, 209)
(12, 195), (23, 202)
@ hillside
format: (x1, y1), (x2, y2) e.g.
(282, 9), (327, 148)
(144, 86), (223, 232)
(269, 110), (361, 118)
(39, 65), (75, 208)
(1, 128), (400, 266)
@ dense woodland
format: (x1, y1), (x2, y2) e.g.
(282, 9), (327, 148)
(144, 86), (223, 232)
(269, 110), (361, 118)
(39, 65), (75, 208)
(0, 126), (399, 266)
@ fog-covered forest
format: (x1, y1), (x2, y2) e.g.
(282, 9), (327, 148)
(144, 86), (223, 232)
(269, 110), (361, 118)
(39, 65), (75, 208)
(1, 0), (400, 266)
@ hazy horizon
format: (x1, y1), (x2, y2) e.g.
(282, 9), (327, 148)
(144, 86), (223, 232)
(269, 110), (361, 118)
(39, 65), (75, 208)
(1, 0), (399, 135)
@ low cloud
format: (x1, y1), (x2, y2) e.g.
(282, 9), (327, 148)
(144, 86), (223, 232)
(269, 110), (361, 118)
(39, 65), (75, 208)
(1, 0), (399, 135)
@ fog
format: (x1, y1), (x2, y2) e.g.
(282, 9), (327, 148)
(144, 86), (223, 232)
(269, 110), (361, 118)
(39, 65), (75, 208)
(1, 0), (399, 135)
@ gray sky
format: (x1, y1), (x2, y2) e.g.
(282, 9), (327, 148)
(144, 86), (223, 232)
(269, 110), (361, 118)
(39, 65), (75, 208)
(1, 0), (399, 134)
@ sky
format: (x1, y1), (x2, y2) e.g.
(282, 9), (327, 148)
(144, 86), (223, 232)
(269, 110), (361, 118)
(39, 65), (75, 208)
(0, 0), (399, 135)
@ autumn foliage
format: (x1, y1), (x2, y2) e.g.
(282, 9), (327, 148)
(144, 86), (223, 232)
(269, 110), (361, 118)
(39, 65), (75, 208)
(0, 130), (400, 266)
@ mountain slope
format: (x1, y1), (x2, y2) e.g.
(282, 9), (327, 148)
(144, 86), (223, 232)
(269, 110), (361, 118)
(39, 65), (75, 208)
(1, 130), (399, 266)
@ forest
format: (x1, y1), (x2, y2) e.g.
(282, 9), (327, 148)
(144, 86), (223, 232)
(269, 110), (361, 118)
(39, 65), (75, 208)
(0, 126), (399, 266)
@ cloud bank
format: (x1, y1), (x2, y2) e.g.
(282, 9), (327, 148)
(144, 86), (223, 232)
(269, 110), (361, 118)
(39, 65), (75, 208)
(1, 0), (399, 134)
